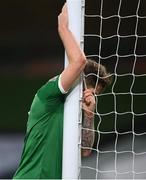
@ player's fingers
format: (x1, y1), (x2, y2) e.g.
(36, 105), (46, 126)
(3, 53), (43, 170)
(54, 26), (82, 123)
(86, 95), (95, 103)
(84, 91), (94, 99)
(84, 96), (93, 104)
(62, 3), (67, 14)
(58, 3), (69, 30)
(84, 89), (91, 93)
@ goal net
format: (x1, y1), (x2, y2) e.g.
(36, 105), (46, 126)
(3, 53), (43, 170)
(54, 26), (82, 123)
(80, 0), (146, 179)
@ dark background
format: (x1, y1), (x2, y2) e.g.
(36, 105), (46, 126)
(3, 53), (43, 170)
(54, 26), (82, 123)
(0, 0), (146, 178)
(0, 0), (66, 132)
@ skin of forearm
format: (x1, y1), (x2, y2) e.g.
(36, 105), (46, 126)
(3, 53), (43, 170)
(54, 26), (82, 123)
(59, 27), (86, 65)
(82, 111), (95, 150)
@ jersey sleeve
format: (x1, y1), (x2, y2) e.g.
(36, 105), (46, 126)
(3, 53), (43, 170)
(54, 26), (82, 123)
(37, 75), (67, 101)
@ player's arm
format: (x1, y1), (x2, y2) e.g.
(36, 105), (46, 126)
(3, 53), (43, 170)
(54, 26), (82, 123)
(81, 89), (96, 157)
(58, 3), (87, 92)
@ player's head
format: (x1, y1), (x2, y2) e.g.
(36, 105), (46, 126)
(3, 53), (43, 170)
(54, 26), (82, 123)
(83, 59), (112, 94)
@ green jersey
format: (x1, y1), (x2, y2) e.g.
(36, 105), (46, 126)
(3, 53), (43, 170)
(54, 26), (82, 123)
(13, 75), (66, 179)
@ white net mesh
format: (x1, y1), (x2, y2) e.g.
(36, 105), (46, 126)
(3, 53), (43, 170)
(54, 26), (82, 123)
(80, 0), (146, 179)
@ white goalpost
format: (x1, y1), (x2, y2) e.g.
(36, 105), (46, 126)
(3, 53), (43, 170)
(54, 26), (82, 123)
(62, 0), (85, 179)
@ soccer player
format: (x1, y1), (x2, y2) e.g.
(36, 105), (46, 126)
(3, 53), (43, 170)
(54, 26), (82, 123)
(81, 59), (111, 157)
(13, 3), (112, 179)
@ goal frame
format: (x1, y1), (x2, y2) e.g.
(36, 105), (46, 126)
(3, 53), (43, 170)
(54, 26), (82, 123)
(62, 0), (85, 179)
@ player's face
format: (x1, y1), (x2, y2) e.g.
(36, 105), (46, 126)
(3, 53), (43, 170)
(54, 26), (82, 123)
(86, 87), (95, 95)
(87, 84), (103, 95)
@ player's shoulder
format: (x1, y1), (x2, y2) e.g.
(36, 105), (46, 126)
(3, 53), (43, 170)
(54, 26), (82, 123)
(49, 74), (68, 95)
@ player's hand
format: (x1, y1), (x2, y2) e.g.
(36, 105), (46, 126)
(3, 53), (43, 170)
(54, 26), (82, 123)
(58, 3), (69, 33)
(82, 89), (96, 113)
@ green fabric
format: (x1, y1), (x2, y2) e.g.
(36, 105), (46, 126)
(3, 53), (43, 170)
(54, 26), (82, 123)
(13, 75), (65, 179)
